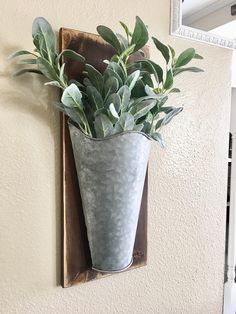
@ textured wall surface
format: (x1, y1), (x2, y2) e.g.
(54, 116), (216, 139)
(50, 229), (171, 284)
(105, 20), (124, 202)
(0, 0), (232, 313)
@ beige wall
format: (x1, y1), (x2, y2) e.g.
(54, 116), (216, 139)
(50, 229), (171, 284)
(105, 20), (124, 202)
(0, 0), (232, 313)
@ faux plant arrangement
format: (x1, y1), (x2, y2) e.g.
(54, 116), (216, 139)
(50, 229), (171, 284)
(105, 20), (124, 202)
(9, 17), (203, 273)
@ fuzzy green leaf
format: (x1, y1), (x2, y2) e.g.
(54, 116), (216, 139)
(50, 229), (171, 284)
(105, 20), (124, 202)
(85, 64), (103, 93)
(162, 107), (183, 125)
(119, 44), (136, 60)
(133, 123), (144, 131)
(107, 61), (126, 81)
(61, 83), (83, 110)
(120, 21), (132, 40)
(109, 103), (119, 120)
(64, 107), (84, 127)
(193, 53), (203, 59)
(57, 49), (85, 62)
(104, 68), (123, 87)
(97, 25), (122, 54)
(155, 107), (183, 131)
(152, 37), (170, 64)
(105, 93), (121, 113)
(129, 100), (156, 120)
(116, 33), (128, 50)
(137, 59), (163, 83)
(131, 16), (149, 52)
(168, 45), (175, 60)
(163, 69), (173, 90)
(59, 63), (66, 82)
(114, 112), (134, 133)
(125, 70), (140, 91)
(104, 77), (119, 100)
(32, 17), (56, 62)
(94, 113), (113, 138)
(175, 48), (196, 67)
(36, 57), (58, 81)
(152, 132), (164, 147)
(117, 85), (131, 111)
(86, 86), (103, 111)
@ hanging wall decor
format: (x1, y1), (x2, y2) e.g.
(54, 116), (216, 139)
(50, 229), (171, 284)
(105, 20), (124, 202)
(60, 28), (149, 287)
(9, 16), (204, 288)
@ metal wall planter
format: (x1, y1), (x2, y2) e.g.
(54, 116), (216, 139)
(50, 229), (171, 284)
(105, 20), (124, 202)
(69, 123), (151, 272)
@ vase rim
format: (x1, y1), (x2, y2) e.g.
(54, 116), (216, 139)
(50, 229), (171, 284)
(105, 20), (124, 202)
(68, 120), (152, 142)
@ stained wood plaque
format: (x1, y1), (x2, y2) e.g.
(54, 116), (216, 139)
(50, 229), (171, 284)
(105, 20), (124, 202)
(60, 27), (148, 288)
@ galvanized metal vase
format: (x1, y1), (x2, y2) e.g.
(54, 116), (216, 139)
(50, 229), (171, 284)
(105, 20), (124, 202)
(69, 123), (151, 273)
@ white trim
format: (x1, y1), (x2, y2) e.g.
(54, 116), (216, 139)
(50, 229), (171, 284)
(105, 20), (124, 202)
(183, 0), (235, 26)
(170, 0), (236, 50)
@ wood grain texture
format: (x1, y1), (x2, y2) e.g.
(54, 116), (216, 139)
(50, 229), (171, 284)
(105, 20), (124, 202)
(60, 27), (148, 287)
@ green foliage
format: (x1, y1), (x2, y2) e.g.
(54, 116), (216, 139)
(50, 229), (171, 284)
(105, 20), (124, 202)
(9, 16), (204, 147)
(130, 16), (149, 52)
(97, 25), (122, 54)
(10, 16), (85, 90)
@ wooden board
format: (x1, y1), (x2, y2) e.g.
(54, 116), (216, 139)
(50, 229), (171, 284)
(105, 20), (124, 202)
(60, 27), (148, 288)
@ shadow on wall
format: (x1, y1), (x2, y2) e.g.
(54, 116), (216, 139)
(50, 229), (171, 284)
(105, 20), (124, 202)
(0, 44), (60, 131)
(0, 43), (62, 288)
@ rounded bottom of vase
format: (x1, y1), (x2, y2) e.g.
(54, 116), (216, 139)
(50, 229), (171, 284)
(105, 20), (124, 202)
(92, 258), (133, 273)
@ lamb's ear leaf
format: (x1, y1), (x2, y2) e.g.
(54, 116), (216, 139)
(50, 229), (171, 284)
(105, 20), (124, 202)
(113, 112), (134, 133)
(104, 68), (123, 87)
(61, 83), (83, 110)
(152, 132), (165, 148)
(86, 86), (103, 111)
(117, 85), (131, 111)
(138, 59), (163, 83)
(163, 69), (173, 90)
(175, 48), (196, 67)
(97, 25), (122, 54)
(107, 61), (126, 81)
(109, 103), (119, 122)
(59, 63), (66, 82)
(168, 45), (175, 59)
(36, 57), (58, 81)
(120, 21), (132, 40)
(105, 93), (121, 113)
(104, 77), (119, 100)
(64, 107), (85, 127)
(119, 44), (136, 60)
(32, 17), (56, 62)
(85, 64), (103, 93)
(94, 113), (114, 138)
(131, 16), (149, 52)
(57, 49), (85, 63)
(133, 123), (144, 131)
(129, 100), (156, 120)
(162, 107), (183, 125)
(125, 70), (140, 91)
(152, 37), (170, 64)
(194, 53), (203, 59)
